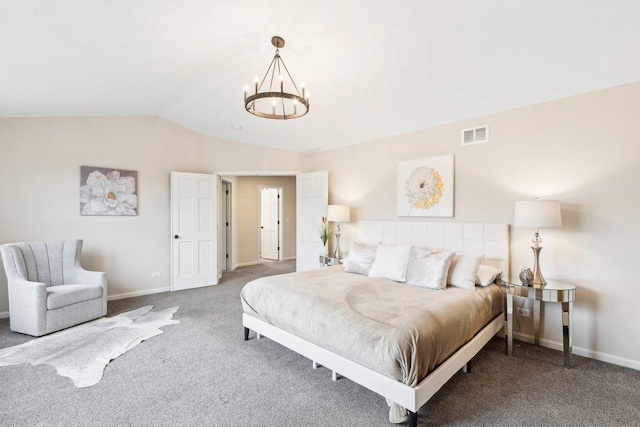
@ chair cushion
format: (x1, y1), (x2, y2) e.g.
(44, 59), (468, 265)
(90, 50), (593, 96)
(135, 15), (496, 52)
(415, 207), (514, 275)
(46, 285), (103, 310)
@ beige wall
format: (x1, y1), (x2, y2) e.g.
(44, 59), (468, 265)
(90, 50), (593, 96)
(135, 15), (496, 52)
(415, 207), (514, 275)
(302, 82), (640, 369)
(0, 116), (302, 311)
(1, 81), (639, 369)
(222, 176), (296, 267)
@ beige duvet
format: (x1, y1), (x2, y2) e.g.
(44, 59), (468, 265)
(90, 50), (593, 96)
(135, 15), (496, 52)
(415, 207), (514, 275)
(241, 265), (503, 422)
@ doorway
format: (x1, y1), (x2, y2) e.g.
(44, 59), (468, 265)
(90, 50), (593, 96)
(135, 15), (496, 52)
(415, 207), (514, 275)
(215, 171), (317, 276)
(260, 186), (282, 261)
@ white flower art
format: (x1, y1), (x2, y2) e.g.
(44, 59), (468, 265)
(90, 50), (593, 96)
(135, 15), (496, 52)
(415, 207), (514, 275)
(80, 170), (137, 215)
(404, 164), (443, 215)
(397, 155), (453, 217)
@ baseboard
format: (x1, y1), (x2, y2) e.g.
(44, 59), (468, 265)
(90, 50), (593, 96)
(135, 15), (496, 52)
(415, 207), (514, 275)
(513, 332), (640, 371)
(0, 311), (8, 319)
(282, 256), (296, 261)
(107, 286), (171, 301)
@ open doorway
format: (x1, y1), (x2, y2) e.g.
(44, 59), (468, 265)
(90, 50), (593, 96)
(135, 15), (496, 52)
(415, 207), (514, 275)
(218, 173), (297, 272)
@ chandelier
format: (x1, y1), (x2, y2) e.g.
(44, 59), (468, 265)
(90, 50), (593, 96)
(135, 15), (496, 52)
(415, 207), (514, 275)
(244, 36), (309, 119)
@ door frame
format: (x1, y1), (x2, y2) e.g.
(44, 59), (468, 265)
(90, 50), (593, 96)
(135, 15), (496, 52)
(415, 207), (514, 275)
(221, 179), (232, 271)
(214, 171), (300, 278)
(259, 185), (283, 261)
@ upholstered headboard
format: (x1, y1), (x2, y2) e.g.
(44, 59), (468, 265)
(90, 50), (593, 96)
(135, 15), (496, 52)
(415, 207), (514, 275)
(356, 221), (509, 279)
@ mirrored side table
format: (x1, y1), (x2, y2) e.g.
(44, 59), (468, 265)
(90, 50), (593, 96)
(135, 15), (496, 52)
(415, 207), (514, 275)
(319, 255), (341, 267)
(502, 279), (576, 367)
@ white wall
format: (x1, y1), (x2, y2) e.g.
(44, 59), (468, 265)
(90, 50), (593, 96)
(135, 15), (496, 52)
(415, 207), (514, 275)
(0, 116), (302, 312)
(302, 82), (640, 369)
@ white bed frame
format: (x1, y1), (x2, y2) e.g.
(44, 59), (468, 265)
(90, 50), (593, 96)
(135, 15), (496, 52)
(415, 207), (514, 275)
(243, 221), (509, 426)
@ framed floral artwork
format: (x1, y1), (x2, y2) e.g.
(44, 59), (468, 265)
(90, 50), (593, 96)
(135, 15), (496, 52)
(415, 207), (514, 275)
(80, 166), (138, 216)
(397, 155), (454, 217)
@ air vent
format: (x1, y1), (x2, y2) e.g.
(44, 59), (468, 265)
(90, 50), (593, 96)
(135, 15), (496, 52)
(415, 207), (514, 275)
(461, 124), (489, 145)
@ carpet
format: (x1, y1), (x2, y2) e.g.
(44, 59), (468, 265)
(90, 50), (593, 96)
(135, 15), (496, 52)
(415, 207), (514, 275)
(1, 261), (639, 426)
(0, 305), (179, 387)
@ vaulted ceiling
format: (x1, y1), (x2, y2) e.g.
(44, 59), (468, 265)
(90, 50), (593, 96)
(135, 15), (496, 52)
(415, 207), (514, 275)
(2, 1), (639, 152)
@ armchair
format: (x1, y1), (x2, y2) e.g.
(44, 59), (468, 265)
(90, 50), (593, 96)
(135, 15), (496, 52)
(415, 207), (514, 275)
(0, 240), (107, 336)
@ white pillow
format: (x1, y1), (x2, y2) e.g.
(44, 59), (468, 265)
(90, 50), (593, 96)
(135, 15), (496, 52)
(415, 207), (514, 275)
(476, 264), (502, 287)
(447, 253), (485, 289)
(342, 241), (377, 275)
(406, 251), (455, 290)
(368, 244), (412, 282)
(411, 246), (440, 258)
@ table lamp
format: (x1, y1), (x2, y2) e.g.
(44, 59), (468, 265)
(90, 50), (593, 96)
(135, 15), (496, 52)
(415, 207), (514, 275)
(327, 205), (350, 259)
(514, 199), (562, 287)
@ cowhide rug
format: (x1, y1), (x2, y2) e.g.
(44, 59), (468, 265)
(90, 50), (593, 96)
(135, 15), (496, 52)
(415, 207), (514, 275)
(0, 305), (179, 387)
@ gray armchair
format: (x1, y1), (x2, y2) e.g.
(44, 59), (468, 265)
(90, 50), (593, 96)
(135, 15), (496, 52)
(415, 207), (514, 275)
(0, 240), (107, 336)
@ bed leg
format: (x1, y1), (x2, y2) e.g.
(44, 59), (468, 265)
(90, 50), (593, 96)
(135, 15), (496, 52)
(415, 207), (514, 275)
(408, 410), (418, 427)
(463, 360), (472, 373)
(244, 327), (249, 341)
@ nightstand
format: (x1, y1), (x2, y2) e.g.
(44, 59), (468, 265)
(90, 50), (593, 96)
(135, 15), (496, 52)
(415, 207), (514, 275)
(319, 255), (341, 267)
(502, 279), (576, 367)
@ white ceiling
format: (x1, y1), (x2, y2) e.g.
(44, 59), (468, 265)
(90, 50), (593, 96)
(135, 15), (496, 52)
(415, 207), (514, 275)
(2, 0), (639, 152)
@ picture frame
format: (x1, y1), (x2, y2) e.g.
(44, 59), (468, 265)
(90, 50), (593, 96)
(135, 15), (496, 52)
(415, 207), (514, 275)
(80, 166), (138, 216)
(397, 155), (454, 217)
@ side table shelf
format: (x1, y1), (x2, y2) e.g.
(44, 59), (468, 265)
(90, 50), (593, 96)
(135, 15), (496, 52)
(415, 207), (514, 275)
(502, 279), (576, 367)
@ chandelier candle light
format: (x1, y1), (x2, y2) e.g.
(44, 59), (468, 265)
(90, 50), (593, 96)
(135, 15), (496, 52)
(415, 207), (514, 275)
(514, 199), (562, 287)
(244, 36), (310, 119)
(327, 205), (350, 259)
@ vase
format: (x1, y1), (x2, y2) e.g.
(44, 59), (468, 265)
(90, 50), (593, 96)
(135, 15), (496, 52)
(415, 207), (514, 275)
(519, 267), (534, 286)
(321, 242), (329, 256)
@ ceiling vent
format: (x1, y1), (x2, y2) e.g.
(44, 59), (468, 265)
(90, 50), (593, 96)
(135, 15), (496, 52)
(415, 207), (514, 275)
(461, 124), (489, 145)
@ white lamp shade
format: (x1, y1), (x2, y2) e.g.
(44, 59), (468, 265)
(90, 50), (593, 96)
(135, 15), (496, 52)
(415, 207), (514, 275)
(327, 205), (350, 222)
(514, 200), (562, 228)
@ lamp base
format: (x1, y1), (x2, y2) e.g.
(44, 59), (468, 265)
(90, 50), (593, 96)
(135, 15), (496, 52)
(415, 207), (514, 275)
(333, 232), (343, 259)
(531, 245), (547, 288)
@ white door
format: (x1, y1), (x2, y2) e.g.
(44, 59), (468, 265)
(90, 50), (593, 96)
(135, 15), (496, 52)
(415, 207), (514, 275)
(296, 171), (328, 271)
(171, 172), (218, 291)
(260, 187), (280, 260)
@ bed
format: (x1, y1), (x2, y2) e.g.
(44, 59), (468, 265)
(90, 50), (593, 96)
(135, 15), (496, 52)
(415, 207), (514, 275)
(241, 221), (509, 426)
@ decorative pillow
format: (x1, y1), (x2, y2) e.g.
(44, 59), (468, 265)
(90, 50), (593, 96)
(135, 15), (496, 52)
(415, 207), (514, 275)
(342, 241), (377, 275)
(476, 264), (502, 287)
(447, 253), (485, 289)
(411, 246), (440, 258)
(368, 244), (412, 282)
(406, 251), (456, 290)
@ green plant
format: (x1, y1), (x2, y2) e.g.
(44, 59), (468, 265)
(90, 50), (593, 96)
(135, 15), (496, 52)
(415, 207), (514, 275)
(317, 216), (333, 245)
